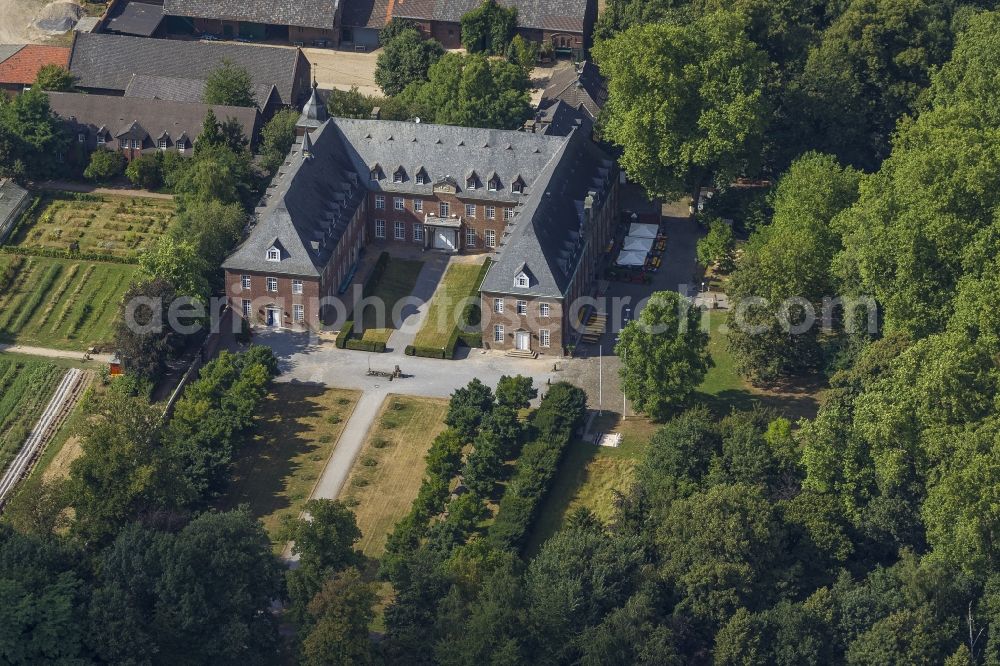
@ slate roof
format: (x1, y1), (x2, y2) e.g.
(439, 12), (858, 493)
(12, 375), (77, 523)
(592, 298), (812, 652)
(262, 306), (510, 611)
(163, 0), (339, 30)
(223, 123), (367, 276)
(105, 1), (165, 36)
(46, 91), (261, 146)
(124, 73), (277, 109)
(0, 45), (71, 86)
(537, 99), (590, 137)
(343, 0), (589, 34)
(297, 84), (328, 131)
(330, 117), (566, 202)
(541, 61), (606, 120)
(68, 33), (305, 105)
(481, 129), (615, 298)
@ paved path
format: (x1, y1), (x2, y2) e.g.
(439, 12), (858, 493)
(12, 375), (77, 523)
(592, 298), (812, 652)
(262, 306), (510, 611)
(0, 343), (114, 364)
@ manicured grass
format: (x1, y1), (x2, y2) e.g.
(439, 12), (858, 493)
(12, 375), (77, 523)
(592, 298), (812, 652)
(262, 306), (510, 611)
(526, 414), (658, 553)
(697, 309), (747, 397)
(10, 193), (176, 261)
(341, 394), (449, 557)
(0, 254), (139, 350)
(0, 357), (64, 473)
(359, 258), (424, 344)
(412, 260), (488, 350)
(217, 383), (361, 548)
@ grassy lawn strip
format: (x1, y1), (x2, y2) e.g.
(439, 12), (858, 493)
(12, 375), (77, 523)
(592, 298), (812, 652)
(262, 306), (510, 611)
(341, 394), (449, 557)
(360, 258), (424, 344)
(217, 383), (361, 548)
(412, 260), (487, 351)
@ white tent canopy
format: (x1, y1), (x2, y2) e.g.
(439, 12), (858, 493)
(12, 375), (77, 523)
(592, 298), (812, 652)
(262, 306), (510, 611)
(616, 249), (647, 266)
(628, 222), (659, 239)
(622, 235), (654, 253)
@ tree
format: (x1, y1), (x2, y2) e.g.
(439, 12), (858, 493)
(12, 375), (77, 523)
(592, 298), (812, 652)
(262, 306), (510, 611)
(461, 0), (518, 55)
(259, 108), (298, 173)
(113, 278), (186, 381)
(375, 28), (445, 96)
(170, 199), (246, 277)
(139, 235), (211, 301)
(326, 86), (381, 119)
(125, 153), (163, 190)
(593, 11), (771, 200)
(0, 88), (68, 179)
(381, 17), (418, 43)
(83, 149), (126, 182)
(203, 60), (257, 107)
(301, 568), (377, 665)
(174, 140), (254, 206)
(33, 64), (73, 91)
(615, 291), (711, 421)
(495, 374), (537, 410)
(507, 34), (537, 71)
(696, 218), (735, 271)
(446, 377), (495, 442)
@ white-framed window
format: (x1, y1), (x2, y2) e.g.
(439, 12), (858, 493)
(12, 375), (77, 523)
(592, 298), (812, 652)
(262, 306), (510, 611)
(77, 133), (85, 143)
(540, 329), (550, 347)
(266, 277), (278, 292)
(504, 207), (514, 221)
(439, 201), (450, 217)
(515, 274), (529, 288)
(97, 135), (106, 145)
(466, 175), (478, 190)
(393, 168), (405, 183)
(370, 166), (383, 180)
(293, 304), (304, 322)
(375, 194), (385, 210)
(486, 205), (495, 219)
(416, 169), (429, 185)
(132, 139), (141, 150)
(266, 248), (280, 261)
(488, 176), (501, 191)
(494, 324), (504, 343)
(292, 279), (303, 294)
(375, 219), (386, 238)
(539, 302), (550, 317)
(242, 299), (252, 317)
(493, 298), (504, 314)
(178, 142), (186, 153)
(394, 196), (404, 211)
(241, 274), (251, 290)
(516, 300), (527, 315)
(413, 223), (424, 242)
(157, 138), (168, 150)
(413, 199), (423, 213)
(465, 203), (476, 218)
(394, 220), (405, 240)
(512, 179), (524, 194)
(465, 228), (476, 247)
(485, 229), (496, 248)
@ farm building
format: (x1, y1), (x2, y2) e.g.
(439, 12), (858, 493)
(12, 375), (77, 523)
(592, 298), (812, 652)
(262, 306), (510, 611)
(0, 45), (71, 97)
(0, 179), (31, 244)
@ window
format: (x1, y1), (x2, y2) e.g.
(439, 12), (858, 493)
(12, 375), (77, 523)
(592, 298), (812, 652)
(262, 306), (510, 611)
(494, 324), (504, 343)
(293, 304), (304, 322)
(241, 274), (251, 290)
(416, 169), (429, 185)
(465, 228), (476, 248)
(486, 206), (495, 219)
(466, 175), (478, 190)
(493, 298), (504, 314)
(370, 166), (383, 180)
(485, 229), (497, 248)
(375, 195), (385, 210)
(97, 135), (106, 145)
(242, 299), (252, 317)
(266, 277), (278, 292)
(465, 203), (476, 218)
(504, 207), (514, 221)
(413, 199), (423, 213)
(539, 302), (550, 317)
(540, 329), (550, 347)
(512, 179), (524, 194)
(515, 274), (529, 288)
(393, 168), (406, 183)
(157, 138), (168, 150)
(413, 223), (424, 242)
(488, 176), (501, 191)
(132, 139), (141, 150)
(439, 201), (450, 217)
(77, 133), (85, 143)
(375, 219), (385, 238)
(177, 141), (186, 153)
(292, 279), (303, 294)
(266, 248), (280, 261)
(516, 300), (527, 315)
(394, 196), (404, 211)
(394, 221), (405, 240)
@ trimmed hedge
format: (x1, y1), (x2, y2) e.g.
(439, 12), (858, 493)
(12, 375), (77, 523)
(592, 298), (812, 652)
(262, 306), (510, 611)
(335, 320), (354, 349)
(487, 382), (588, 552)
(345, 338), (386, 353)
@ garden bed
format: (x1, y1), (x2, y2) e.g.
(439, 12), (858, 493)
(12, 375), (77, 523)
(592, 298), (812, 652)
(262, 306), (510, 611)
(0, 357), (64, 474)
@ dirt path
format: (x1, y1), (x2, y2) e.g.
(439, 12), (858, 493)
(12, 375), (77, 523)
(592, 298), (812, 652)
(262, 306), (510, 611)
(35, 180), (175, 200)
(0, 343), (114, 364)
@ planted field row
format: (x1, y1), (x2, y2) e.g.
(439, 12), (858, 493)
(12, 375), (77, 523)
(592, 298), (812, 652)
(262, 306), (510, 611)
(0, 357), (62, 474)
(0, 254), (138, 350)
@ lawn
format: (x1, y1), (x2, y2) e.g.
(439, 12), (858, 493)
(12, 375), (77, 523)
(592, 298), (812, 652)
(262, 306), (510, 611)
(341, 394), (449, 557)
(412, 259), (488, 350)
(10, 193), (176, 261)
(526, 414), (658, 553)
(217, 383), (361, 548)
(359, 258), (424, 345)
(0, 357), (65, 474)
(0, 254), (139, 350)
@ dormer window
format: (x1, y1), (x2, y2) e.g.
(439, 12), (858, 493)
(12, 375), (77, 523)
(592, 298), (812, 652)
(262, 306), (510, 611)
(415, 168), (429, 185)
(157, 137), (168, 150)
(515, 271), (530, 288)
(511, 177), (525, 194)
(466, 172), (479, 190)
(96, 133), (106, 145)
(488, 175), (501, 191)
(370, 165), (384, 181)
(393, 167), (406, 183)
(266, 247), (281, 262)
